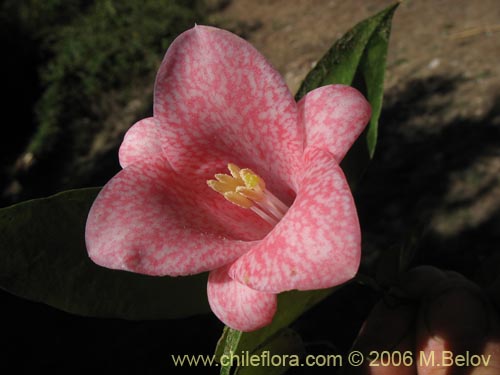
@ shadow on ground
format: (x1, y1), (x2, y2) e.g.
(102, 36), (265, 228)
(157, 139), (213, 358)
(357, 74), (500, 282)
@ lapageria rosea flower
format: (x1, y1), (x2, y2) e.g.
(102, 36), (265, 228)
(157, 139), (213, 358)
(85, 25), (371, 331)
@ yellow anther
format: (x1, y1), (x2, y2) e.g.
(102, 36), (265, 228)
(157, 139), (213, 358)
(214, 174), (233, 183)
(207, 180), (230, 194)
(207, 163), (266, 209)
(227, 163), (241, 179)
(214, 173), (241, 190)
(240, 169), (265, 190)
(236, 186), (264, 202)
(207, 163), (289, 226)
(224, 191), (253, 208)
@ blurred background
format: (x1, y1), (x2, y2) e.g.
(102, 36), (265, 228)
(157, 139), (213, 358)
(2, 0), (499, 373)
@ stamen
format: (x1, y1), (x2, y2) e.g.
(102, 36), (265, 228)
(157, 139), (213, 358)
(250, 206), (279, 226)
(255, 196), (283, 221)
(223, 191), (253, 208)
(264, 190), (289, 215)
(227, 163), (241, 179)
(207, 163), (290, 225)
(235, 186), (263, 201)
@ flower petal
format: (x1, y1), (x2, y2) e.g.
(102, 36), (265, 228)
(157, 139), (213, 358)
(207, 265), (277, 331)
(85, 159), (266, 276)
(118, 117), (164, 168)
(229, 147), (361, 293)
(117, 118), (279, 240)
(298, 84), (371, 162)
(154, 25), (302, 196)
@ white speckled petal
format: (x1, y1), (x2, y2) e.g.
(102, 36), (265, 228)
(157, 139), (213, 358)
(154, 25), (302, 201)
(229, 147), (361, 293)
(85, 159), (268, 276)
(298, 84), (371, 162)
(207, 265), (277, 332)
(86, 25), (371, 332)
(118, 117), (164, 168)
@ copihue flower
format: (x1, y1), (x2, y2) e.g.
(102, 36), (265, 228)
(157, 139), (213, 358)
(85, 25), (371, 331)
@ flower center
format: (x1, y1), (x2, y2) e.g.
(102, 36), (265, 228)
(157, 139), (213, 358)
(207, 163), (289, 226)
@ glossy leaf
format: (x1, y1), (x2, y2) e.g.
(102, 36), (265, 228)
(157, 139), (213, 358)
(0, 188), (210, 319)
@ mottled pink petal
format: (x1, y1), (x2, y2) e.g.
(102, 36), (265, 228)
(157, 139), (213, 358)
(207, 265), (277, 332)
(229, 147), (361, 293)
(298, 85), (371, 162)
(154, 25), (302, 198)
(118, 117), (289, 233)
(118, 117), (164, 168)
(85, 24), (372, 332)
(85, 158), (274, 276)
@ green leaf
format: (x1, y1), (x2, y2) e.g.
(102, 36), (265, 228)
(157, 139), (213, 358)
(218, 327), (243, 375)
(0, 188), (210, 319)
(296, 2), (399, 158)
(236, 329), (304, 375)
(217, 4), (398, 373)
(217, 326), (304, 375)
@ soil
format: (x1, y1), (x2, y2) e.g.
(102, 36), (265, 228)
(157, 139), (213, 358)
(209, 0), (500, 111)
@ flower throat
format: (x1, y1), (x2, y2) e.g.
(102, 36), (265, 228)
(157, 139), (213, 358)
(207, 164), (289, 226)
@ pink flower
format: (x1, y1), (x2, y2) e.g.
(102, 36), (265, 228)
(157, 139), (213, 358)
(85, 25), (371, 331)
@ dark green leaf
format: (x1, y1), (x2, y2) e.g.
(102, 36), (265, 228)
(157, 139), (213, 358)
(217, 326), (304, 375)
(296, 2), (399, 159)
(236, 329), (304, 375)
(0, 188), (210, 319)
